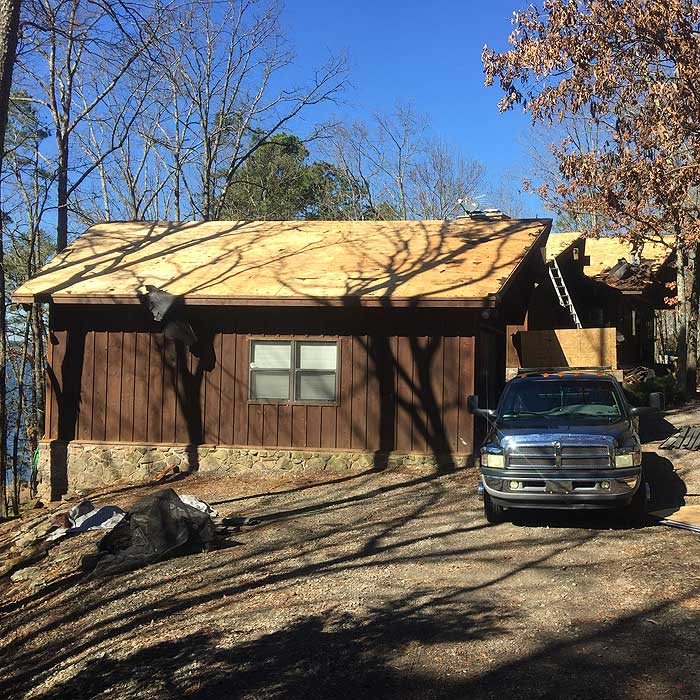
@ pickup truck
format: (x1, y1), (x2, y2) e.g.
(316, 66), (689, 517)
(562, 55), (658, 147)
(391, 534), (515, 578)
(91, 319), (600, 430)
(469, 369), (652, 524)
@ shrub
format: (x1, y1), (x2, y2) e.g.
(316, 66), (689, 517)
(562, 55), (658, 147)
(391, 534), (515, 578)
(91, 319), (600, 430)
(623, 374), (685, 409)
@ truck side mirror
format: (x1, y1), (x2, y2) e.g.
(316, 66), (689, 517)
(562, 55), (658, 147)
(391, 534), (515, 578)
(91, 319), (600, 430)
(629, 405), (657, 417)
(467, 395), (497, 421)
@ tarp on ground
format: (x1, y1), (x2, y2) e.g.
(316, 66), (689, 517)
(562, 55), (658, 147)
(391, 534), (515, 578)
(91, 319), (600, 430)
(84, 488), (216, 576)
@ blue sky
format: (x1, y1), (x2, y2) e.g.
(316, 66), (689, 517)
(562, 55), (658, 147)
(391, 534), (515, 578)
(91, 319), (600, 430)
(281, 0), (544, 215)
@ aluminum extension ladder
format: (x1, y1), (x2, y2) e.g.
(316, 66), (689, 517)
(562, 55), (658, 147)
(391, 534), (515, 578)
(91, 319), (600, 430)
(548, 257), (582, 328)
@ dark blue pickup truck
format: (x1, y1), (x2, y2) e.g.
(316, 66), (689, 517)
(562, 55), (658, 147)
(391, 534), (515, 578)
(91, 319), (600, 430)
(469, 369), (653, 524)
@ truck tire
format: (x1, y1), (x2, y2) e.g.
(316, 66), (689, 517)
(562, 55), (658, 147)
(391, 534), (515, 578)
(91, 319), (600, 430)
(484, 492), (506, 524)
(623, 478), (648, 527)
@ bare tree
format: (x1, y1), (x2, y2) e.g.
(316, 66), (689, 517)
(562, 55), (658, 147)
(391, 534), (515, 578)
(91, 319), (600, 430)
(150, 0), (347, 221)
(19, 0), (163, 250)
(368, 103), (427, 219)
(321, 104), (427, 221)
(72, 77), (169, 223)
(485, 171), (529, 219)
(0, 0), (22, 517)
(410, 139), (485, 219)
(522, 113), (608, 231)
(3, 95), (53, 505)
(325, 104), (487, 221)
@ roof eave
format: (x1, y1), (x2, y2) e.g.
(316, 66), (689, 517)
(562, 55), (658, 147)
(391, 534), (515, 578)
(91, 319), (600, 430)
(492, 219), (552, 305)
(20, 293), (499, 308)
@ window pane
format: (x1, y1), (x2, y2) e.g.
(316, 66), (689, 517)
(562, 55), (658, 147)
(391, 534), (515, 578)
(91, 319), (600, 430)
(251, 341), (291, 369)
(297, 342), (337, 370)
(296, 371), (336, 401)
(250, 370), (290, 400)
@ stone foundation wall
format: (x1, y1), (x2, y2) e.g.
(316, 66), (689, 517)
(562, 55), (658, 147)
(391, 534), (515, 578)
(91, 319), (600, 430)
(36, 440), (471, 500)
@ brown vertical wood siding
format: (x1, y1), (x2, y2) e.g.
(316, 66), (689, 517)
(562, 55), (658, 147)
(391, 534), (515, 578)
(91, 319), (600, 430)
(46, 306), (478, 455)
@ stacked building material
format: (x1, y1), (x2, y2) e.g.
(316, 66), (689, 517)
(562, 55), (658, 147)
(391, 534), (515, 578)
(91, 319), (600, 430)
(659, 426), (700, 450)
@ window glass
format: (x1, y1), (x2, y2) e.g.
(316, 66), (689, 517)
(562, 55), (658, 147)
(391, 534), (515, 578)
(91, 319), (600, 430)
(500, 379), (623, 423)
(251, 341), (291, 369)
(296, 371), (337, 401)
(250, 370), (290, 401)
(248, 339), (338, 402)
(297, 342), (337, 370)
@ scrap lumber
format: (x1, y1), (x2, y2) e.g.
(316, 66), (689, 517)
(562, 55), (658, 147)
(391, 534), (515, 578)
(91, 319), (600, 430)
(652, 505), (700, 534)
(658, 426), (700, 450)
(682, 427), (699, 449)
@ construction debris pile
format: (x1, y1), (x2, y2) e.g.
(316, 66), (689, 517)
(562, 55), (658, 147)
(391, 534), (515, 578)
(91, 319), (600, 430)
(83, 489), (217, 576)
(660, 426), (700, 450)
(1, 488), (257, 590)
(623, 366), (655, 384)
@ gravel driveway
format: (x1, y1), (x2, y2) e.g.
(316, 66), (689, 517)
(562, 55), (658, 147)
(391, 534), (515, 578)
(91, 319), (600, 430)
(2, 410), (700, 700)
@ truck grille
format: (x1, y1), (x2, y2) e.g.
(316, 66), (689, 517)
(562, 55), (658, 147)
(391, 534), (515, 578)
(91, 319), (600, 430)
(507, 445), (611, 470)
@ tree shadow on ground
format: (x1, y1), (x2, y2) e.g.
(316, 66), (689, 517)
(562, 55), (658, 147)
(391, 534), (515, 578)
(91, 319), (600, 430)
(32, 590), (512, 700)
(27, 585), (700, 700)
(0, 472), (586, 699)
(4, 470), (692, 700)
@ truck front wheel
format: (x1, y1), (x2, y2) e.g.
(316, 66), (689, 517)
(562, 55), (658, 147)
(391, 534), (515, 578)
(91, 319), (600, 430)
(623, 478), (648, 527)
(484, 492), (506, 524)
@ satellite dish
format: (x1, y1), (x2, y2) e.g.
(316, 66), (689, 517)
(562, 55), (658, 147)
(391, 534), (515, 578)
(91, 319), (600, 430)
(456, 194), (486, 217)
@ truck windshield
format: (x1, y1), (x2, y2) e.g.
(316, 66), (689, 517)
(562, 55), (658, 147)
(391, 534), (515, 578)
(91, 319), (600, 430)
(500, 379), (624, 423)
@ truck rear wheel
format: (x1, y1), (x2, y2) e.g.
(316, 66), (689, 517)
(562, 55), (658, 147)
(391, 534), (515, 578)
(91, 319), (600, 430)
(484, 492), (506, 524)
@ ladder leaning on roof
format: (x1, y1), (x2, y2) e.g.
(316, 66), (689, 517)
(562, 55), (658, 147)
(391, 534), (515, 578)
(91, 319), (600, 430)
(548, 257), (582, 328)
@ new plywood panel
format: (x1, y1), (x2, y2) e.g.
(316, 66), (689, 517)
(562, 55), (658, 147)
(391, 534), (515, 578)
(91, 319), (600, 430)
(515, 328), (617, 369)
(14, 218), (549, 305)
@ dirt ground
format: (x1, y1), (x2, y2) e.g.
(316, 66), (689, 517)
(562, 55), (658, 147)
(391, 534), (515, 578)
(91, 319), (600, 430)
(2, 406), (700, 700)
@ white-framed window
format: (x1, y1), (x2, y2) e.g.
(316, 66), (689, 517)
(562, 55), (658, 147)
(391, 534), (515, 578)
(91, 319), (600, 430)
(249, 339), (338, 403)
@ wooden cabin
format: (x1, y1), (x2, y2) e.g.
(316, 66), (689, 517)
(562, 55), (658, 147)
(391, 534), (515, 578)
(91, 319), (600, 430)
(527, 233), (675, 368)
(13, 218), (551, 499)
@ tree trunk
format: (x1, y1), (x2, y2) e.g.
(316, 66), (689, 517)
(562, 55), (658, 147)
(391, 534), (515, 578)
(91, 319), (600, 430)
(675, 244), (697, 398)
(31, 304), (44, 437)
(687, 244), (699, 397)
(56, 133), (69, 251)
(0, 0), (22, 518)
(11, 316), (30, 514)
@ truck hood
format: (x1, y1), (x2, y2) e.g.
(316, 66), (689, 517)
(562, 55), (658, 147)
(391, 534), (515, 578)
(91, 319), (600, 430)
(492, 421), (637, 450)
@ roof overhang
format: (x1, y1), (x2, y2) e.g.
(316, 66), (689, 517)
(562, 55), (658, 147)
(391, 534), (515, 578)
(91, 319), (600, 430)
(12, 218), (552, 308)
(18, 293), (501, 308)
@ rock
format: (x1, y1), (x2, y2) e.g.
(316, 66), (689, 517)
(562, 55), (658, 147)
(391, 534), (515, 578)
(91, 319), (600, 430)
(13, 534), (38, 550)
(10, 565), (43, 584)
(354, 454), (375, 469)
(140, 450), (165, 465)
(200, 455), (221, 473)
(326, 455), (350, 471)
(276, 457), (294, 470)
(306, 457), (326, 471)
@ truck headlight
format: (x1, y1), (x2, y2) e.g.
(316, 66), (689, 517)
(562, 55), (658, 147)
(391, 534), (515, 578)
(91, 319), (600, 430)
(481, 452), (505, 468)
(615, 449), (641, 468)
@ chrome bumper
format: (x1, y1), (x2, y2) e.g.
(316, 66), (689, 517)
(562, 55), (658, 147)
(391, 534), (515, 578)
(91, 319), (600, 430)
(479, 467), (642, 509)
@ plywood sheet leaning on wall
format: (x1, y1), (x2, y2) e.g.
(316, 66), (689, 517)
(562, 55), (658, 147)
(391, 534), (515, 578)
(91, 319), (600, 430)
(508, 328), (618, 373)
